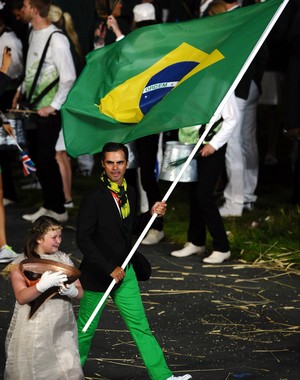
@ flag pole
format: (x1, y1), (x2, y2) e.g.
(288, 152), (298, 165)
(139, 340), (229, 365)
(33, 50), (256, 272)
(82, 0), (290, 333)
(9, 135), (23, 152)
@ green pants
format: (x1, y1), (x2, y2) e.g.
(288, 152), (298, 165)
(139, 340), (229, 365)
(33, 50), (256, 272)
(77, 265), (172, 380)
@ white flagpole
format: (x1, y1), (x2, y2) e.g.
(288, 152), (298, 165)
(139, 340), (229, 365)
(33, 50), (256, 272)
(82, 0), (289, 333)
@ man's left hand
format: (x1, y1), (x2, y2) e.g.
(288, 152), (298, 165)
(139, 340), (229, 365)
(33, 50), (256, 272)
(151, 201), (167, 217)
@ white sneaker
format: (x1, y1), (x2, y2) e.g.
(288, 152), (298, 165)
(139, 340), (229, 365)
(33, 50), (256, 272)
(167, 375), (192, 380)
(141, 229), (164, 245)
(22, 207), (68, 223)
(0, 245), (19, 263)
(3, 198), (15, 207)
(203, 251), (231, 264)
(46, 209), (68, 223)
(171, 242), (205, 257)
(64, 200), (74, 208)
(22, 207), (49, 222)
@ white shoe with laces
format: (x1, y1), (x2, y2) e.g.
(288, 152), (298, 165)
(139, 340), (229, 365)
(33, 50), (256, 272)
(167, 375), (192, 380)
(22, 207), (49, 222)
(203, 251), (230, 264)
(171, 242), (205, 257)
(141, 229), (164, 245)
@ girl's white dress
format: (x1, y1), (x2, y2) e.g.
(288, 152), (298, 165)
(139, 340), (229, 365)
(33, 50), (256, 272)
(4, 251), (84, 380)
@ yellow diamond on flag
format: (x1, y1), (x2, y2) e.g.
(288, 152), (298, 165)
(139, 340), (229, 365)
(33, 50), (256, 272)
(99, 42), (224, 123)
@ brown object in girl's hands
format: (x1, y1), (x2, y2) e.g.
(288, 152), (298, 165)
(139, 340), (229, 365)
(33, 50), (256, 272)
(20, 258), (81, 318)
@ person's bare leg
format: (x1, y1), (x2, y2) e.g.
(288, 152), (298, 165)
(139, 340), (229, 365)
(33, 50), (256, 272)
(55, 151), (72, 203)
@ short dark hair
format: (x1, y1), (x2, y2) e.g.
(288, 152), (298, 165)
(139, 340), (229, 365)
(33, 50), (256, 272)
(10, 0), (24, 10)
(29, 0), (52, 18)
(101, 142), (129, 161)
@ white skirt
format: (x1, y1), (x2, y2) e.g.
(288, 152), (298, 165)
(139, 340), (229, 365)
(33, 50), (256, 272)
(55, 129), (66, 152)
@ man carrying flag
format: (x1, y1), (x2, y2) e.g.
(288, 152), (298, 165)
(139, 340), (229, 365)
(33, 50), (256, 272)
(76, 142), (192, 380)
(63, 0), (289, 375)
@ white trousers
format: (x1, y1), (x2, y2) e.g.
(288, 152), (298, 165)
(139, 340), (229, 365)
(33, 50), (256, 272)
(224, 80), (260, 211)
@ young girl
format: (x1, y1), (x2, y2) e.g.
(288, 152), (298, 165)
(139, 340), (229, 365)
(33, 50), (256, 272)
(4, 216), (84, 380)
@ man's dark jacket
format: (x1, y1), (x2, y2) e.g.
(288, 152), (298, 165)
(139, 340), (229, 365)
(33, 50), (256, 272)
(77, 181), (151, 292)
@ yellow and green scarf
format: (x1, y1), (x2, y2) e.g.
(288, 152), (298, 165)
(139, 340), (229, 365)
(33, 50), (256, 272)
(100, 172), (130, 219)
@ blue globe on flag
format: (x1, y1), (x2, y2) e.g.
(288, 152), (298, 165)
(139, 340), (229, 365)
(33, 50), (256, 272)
(139, 61), (199, 115)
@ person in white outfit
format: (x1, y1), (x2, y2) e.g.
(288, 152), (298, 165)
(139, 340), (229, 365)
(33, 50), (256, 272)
(217, 0), (268, 217)
(220, 80), (261, 216)
(12, 0), (76, 223)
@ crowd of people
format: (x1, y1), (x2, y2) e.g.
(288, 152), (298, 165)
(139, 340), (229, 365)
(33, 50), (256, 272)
(0, 0), (299, 378)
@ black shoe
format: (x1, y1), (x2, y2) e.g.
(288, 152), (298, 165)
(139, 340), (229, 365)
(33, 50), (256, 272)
(243, 202), (254, 211)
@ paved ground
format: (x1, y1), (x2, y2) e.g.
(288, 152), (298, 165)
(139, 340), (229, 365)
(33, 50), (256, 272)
(1, 204), (300, 380)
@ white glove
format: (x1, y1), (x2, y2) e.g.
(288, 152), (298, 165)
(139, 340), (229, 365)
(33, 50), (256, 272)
(58, 283), (79, 299)
(36, 271), (68, 293)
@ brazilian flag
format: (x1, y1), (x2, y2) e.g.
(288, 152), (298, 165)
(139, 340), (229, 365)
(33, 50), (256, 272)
(62, 0), (285, 157)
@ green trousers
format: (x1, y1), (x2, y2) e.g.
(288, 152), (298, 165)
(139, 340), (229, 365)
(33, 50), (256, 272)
(77, 265), (173, 380)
